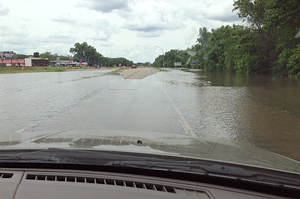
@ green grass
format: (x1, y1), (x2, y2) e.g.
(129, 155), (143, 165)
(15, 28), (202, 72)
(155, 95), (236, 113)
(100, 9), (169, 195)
(181, 68), (190, 72)
(0, 67), (95, 74)
(106, 69), (122, 75)
(153, 67), (168, 72)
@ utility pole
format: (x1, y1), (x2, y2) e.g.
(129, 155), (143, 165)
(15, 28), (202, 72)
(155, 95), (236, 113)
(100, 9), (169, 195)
(155, 46), (164, 69)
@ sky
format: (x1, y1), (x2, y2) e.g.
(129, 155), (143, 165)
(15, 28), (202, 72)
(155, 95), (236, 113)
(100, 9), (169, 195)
(0, 0), (242, 63)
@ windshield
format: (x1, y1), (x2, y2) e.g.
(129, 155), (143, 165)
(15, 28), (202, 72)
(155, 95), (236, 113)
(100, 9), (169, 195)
(0, 0), (300, 175)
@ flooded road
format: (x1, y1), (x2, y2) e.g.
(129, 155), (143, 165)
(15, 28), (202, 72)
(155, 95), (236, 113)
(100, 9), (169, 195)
(0, 69), (300, 160)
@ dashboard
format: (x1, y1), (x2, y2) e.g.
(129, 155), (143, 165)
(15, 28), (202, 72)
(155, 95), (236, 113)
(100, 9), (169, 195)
(0, 167), (294, 199)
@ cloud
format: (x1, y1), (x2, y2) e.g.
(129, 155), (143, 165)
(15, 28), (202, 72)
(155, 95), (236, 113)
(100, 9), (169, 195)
(42, 32), (77, 44)
(205, 1), (240, 22)
(99, 42), (114, 47)
(1, 0), (245, 62)
(209, 14), (240, 23)
(121, 0), (185, 37)
(51, 16), (77, 25)
(0, 3), (9, 16)
(0, 29), (37, 54)
(1, 30), (31, 45)
(79, 0), (129, 13)
(137, 32), (162, 38)
(88, 35), (110, 42)
(182, 0), (239, 23)
(86, 16), (118, 42)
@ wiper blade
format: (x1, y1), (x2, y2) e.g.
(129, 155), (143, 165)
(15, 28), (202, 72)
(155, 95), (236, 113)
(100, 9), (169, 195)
(0, 148), (156, 164)
(0, 148), (299, 188)
(107, 160), (300, 188)
(0, 149), (80, 163)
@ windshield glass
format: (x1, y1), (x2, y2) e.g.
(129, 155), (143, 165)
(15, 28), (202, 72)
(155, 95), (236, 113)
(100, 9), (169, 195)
(0, 0), (300, 174)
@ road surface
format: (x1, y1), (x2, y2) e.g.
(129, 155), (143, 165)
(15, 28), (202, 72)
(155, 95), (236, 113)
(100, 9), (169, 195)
(120, 68), (158, 79)
(0, 68), (198, 140)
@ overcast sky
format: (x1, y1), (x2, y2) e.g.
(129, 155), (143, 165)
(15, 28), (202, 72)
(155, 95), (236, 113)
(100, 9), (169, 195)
(0, 0), (241, 63)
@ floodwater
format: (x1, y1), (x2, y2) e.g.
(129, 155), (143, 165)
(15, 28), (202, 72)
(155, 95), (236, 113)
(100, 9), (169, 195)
(0, 69), (300, 161)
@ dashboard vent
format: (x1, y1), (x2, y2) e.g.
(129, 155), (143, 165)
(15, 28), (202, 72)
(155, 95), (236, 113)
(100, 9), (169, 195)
(0, 173), (13, 179)
(25, 174), (176, 193)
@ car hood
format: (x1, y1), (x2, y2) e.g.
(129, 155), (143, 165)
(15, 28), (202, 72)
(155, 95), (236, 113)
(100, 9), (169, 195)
(1, 130), (300, 174)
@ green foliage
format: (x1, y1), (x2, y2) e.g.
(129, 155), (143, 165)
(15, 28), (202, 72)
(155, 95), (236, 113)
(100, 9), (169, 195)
(13, 54), (29, 59)
(152, 49), (190, 68)
(33, 52), (39, 57)
(193, 0), (300, 77)
(152, 0), (300, 77)
(284, 44), (300, 78)
(70, 42), (133, 67)
(233, 0), (267, 29)
(70, 42), (102, 66)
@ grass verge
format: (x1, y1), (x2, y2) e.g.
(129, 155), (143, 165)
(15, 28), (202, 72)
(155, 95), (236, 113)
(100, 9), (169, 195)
(153, 67), (168, 72)
(0, 67), (97, 74)
(106, 69), (122, 75)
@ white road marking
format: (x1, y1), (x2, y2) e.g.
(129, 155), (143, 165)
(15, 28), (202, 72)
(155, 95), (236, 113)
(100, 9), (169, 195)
(161, 86), (197, 137)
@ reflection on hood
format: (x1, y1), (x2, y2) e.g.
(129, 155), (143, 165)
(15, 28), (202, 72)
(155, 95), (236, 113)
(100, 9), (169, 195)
(1, 130), (300, 174)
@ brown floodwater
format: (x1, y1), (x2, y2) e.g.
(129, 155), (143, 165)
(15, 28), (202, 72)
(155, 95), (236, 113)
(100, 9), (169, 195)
(0, 69), (300, 161)
(193, 71), (300, 161)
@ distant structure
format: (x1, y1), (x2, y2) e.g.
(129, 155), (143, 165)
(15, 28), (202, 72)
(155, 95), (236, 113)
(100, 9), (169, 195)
(0, 51), (14, 60)
(25, 57), (49, 67)
(190, 59), (201, 66)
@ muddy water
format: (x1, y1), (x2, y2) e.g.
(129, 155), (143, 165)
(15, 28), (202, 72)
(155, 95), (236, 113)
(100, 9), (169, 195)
(192, 71), (300, 160)
(0, 69), (300, 161)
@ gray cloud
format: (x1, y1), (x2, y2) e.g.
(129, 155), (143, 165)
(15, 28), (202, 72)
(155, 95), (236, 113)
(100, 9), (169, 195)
(126, 24), (166, 33)
(80, 0), (129, 13)
(137, 32), (161, 38)
(88, 35), (110, 42)
(0, 29), (36, 54)
(182, 0), (239, 24)
(121, 0), (185, 37)
(99, 42), (114, 47)
(208, 14), (240, 23)
(1, 30), (31, 45)
(91, 17), (118, 42)
(0, 3), (9, 16)
(42, 33), (76, 44)
(51, 16), (77, 24)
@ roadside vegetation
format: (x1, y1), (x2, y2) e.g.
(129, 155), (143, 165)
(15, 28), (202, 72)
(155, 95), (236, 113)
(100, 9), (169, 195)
(0, 67), (100, 74)
(153, 67), (168, 72)
(153, 0), (300, 78)
(13, 42), (134, 68)
(107, 69), (123, 75)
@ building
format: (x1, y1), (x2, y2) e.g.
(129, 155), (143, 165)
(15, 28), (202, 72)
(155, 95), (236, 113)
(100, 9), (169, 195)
(24, 57), (49, 67)
(0, 59), (25, 67)
(0, 51), (14, 60)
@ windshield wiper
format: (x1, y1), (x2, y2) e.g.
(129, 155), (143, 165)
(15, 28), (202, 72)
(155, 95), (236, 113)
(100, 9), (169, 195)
(106, 160), (300, 188)
(0, 149), (80, 163)
(0, 148), (299, 188)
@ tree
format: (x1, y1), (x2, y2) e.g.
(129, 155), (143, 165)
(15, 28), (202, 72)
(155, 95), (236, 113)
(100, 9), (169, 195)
(14, 54), (29, 59)
(153, 50), (189, 68)
(40, 52), (55, 60)
(197, 27), (211, 48)
(265, 0), (300, 76)
(70, 42), (102, 66)
(233, 0), (267, 30)
(33, 52), (39, 58)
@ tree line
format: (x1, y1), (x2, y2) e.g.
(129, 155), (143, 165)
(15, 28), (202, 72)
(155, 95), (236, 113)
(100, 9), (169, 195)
(152, 50), (191, 68)
(13, 42), (134, 67)
(69, 42), (133, 67)
(153, 0), (300, 77)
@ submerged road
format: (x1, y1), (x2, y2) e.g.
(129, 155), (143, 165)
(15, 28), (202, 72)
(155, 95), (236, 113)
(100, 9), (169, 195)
(0, 68), (197, 139)
(1, 68), (300, 160)
(120, 68), (158, 79)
